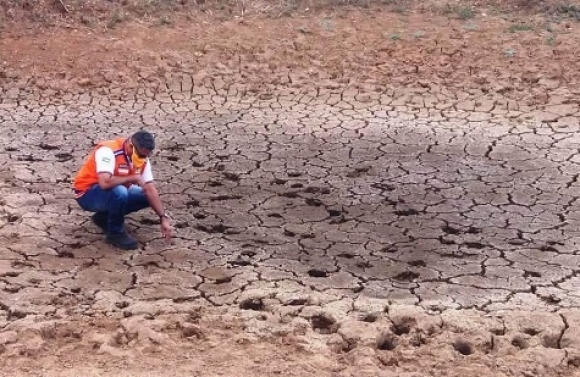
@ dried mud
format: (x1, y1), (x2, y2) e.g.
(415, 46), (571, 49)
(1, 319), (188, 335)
(1, 3), (580, 377)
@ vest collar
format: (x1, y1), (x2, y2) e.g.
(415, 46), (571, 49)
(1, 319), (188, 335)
(121, 138), (131, 165)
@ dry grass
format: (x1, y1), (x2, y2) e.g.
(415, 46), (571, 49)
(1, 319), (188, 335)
(0, 0), (578, 29)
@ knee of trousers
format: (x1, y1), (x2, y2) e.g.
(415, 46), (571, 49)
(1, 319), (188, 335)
(111, 185), (129, 203)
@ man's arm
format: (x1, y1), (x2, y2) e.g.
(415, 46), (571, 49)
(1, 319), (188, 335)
(138, 161), (164, 215)
(98, 173), (140, 190)
(140, 162), (172, 241)
(142, 182), (166, 218)
(142, 181), (173, 242)
(94, 146), (141, 189)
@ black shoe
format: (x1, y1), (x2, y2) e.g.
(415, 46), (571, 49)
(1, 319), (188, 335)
(91, 213), (108, 232)
(106, 231), (138, 250)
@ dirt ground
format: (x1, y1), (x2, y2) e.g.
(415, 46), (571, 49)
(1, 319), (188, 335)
(2, 1), (580, 376)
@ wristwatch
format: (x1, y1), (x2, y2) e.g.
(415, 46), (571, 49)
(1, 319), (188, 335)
(160, 213), (171, 220)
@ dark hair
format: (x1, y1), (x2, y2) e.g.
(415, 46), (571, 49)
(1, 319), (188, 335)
(131, 130), (155, 151)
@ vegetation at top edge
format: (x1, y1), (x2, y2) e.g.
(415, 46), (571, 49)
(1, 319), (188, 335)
(0, 0), (579, 25)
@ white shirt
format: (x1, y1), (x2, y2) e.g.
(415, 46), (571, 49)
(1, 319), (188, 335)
(95, 146), (154, 183)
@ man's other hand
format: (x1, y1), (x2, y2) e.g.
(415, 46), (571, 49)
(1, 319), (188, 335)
(161, 217), (173, 243)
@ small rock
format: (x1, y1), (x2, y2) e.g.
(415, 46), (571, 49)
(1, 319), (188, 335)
(97, 343), (127, 358)
(503, 311), (564, 341)
(301, 309), (339, 334)
(353, 297), (388, 314)
(538, 78), (559, 90)
(345, 347), (380, 371)
(338, 320), (380, 348)
(519, 347), (566, 369)
(88, 333), (110, 348)
(544, 103), (578, 117)
(390, 305), (443, 336)
(77, 78), (92, 87)
(327, 333), (350, 353)
(566, 349), (580, 367)
(456, 100), (475, 112)
(277, 292), (311, 306)
(529, 110), (559, 123)
(234, 334), (258, 345)
(121, 316), (171, 346)
(0, 331), (18, 345)
(179, 323), (205, 339)
(199, 267), (231, 282)
(19, 336), (45, 357)
(108, 330), (127, 346)
(92, 290), (127, 312)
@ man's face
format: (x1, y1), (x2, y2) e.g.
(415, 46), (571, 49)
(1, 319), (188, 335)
(128, 139), (151, 168)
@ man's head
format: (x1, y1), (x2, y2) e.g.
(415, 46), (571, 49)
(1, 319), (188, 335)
(128, 130), (155, 168)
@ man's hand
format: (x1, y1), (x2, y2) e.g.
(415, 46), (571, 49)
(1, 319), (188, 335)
(134, 175), (146, 188)
(161, 217), (173, 243)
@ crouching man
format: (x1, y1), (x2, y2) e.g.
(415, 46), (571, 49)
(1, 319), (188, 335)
(72, 130), (172, 250)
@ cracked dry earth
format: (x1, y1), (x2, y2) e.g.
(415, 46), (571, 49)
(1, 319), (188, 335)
(3, 8), (580, 377)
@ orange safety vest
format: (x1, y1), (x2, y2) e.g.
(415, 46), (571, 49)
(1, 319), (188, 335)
(72, 138), (148, 198)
